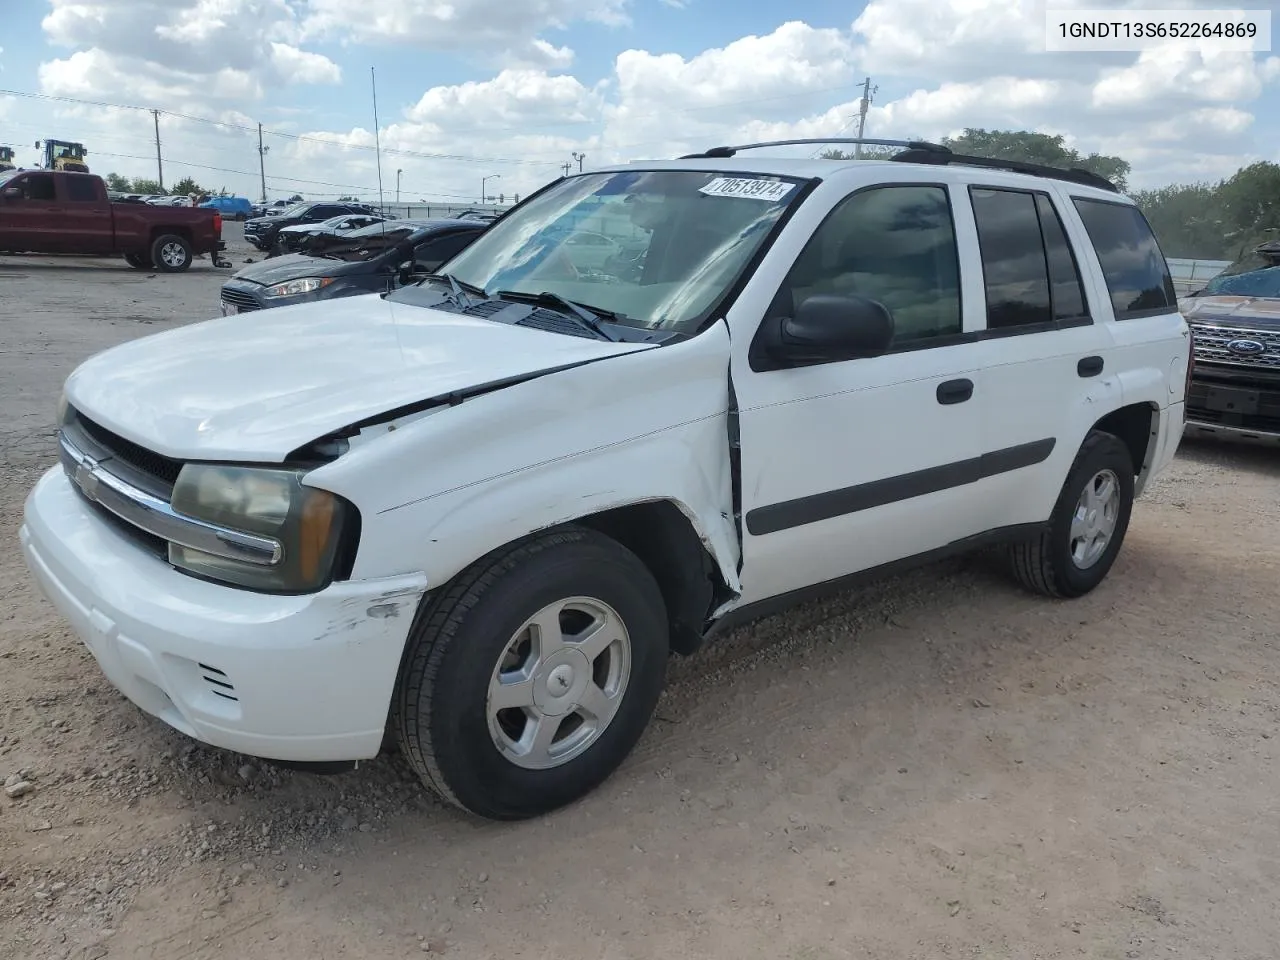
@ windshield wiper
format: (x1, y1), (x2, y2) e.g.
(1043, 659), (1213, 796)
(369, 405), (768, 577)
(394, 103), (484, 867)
(418, 272), (485, 305)
(491, 290), (625, 340)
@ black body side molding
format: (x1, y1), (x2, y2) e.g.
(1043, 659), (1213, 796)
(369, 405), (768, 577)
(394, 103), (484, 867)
(744, 438), (1056, 536)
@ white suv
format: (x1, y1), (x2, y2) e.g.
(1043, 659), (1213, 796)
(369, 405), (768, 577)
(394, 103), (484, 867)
(20, 139), (1190, 820)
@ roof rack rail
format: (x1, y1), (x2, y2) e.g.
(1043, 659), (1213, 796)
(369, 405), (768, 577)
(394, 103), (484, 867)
(678, 137), (951, 160)
(889, 148), (1120, 193)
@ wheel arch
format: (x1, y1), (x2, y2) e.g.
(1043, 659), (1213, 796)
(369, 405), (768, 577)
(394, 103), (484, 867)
(1089, 401), (1159, 490)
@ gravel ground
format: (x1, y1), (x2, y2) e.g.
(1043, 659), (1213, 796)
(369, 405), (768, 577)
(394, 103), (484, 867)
(2, 227), (1279, 960)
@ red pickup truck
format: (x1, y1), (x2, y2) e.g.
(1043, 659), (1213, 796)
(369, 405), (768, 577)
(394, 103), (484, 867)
(0, 169), (228, 272)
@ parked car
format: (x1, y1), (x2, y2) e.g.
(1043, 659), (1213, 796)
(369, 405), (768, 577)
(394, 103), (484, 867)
(219, 218), (484, 314)
(200, 196), (254, 221)
(21, 142), (1189, 823)
(0, 169), (226, 271)
(269, 213), (393, 257)
(243, 201), (380, 251)
(1179, 242), (1280, 445)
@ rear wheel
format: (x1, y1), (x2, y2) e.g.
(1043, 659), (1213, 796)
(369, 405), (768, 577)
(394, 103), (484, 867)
(394, 527), (669, 820)
(1008, 430), (1135, 598)
(123, 252), (152, 269)
(150, 234), (193, 272)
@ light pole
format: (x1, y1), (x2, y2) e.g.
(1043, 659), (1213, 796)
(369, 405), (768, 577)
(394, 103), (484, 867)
(396, 168), (402, 204)
(481, 174), (501, 205)
(572, 151), (586, 172)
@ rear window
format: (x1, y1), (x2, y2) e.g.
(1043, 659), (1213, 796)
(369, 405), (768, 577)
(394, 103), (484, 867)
(66, 177), (98, 202)
(1072, 198), (1176, 319)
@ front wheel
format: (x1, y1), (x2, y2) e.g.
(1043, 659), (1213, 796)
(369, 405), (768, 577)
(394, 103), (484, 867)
(150, 234), (193, 272)
(394, 527), (669, 820)
(1008, 430), (1135, 598)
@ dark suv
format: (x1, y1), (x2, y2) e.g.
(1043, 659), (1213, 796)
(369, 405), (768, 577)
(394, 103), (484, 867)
(243, 201), (380, 251)
(1180, 241), (1280, 446)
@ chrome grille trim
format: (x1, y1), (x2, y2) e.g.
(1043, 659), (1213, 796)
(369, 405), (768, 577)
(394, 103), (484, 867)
(58, 429), (283, 567)
(1188, 323), (1280, 369)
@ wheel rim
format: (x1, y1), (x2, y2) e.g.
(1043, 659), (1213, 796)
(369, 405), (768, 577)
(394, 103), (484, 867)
(486, 596), (632, 770)
(160, 242), (185, 267)
(1069, 468), (1120, 569)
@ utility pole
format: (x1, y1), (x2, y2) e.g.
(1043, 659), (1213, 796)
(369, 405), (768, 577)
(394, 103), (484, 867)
(572, 151), (585, 172)
(152, 110), (164, 191)
(396, 168), (403, 204)
(561, 162), (572, 176)
(853, 76), (878, 159)
(257, 123), (269, 203)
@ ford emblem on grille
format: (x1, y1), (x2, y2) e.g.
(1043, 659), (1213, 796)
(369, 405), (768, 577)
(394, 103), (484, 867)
(1226, 338), (1267, 356)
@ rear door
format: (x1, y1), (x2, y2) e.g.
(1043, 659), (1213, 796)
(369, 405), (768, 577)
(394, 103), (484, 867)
(59, 174), (114, 254)
(0, 172), (63, 252)
(954, 182), (1119, 531)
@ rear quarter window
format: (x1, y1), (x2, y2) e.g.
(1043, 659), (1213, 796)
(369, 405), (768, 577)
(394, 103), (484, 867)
(1072, 198), (1177, 319)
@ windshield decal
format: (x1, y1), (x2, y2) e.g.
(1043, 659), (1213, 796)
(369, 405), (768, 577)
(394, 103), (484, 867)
(698, 177), (795, 202)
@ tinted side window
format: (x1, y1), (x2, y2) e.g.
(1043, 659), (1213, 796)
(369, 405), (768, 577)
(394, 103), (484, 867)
(310, 205), (341, 219)
(414, 231), (480, 268)
(780, 185), (962, 346)
(1072, 198), (1176, 318)
(1035, 194), (1088, 320)
(66, 177), (98, 202)
(970, 188), (1052, 329)
(15, 174), (57, 202)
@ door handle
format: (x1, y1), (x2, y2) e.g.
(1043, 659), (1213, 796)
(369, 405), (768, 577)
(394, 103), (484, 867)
(1077, 355), (1104, 378)
(936, 378), (974, 405)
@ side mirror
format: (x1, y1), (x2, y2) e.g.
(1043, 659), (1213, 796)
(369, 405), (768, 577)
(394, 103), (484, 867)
(1, 186), (21, 199)
(765, 294), (894, 365)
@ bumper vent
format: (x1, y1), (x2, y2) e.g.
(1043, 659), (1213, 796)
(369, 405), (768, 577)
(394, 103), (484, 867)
(199, 663), (238, 702)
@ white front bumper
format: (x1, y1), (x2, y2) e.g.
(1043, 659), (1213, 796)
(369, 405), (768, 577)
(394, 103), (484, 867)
(20, 467), (427, 762)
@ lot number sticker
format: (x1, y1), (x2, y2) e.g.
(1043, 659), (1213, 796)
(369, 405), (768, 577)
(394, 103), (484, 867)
(698, 177), (795, 202)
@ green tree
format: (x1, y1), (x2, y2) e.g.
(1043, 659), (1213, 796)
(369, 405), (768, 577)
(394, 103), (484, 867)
(1215, 161), (1280, 255)
(130, 178), (162, 195)
(1130, 183), (1227, 259)
(170, 176), (206, 196)
(818, 146), (898, 161)
(940, 128), (1131, 191)
(104, 172), (132, 192)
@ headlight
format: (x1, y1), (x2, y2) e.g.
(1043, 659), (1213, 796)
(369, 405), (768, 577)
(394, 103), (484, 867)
(169, 465), (355, 592)
(264, 277), (334, 298)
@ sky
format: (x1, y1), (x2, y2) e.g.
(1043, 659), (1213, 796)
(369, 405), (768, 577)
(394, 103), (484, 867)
(0, 0), (1277, 204)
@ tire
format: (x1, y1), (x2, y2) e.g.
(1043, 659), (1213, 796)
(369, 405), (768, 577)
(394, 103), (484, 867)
(1008, 430), (1135, 599)
(394, 527), (669, 821)
(150, 234), (193, 272)
(123, 252), (152, 269)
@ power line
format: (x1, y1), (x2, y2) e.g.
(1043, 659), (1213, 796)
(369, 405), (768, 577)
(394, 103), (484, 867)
(0, 88), (560, 166)
(88, 150), (484, 200)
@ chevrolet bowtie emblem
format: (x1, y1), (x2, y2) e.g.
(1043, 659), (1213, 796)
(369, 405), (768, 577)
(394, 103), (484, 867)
(75, 456), (100, 500)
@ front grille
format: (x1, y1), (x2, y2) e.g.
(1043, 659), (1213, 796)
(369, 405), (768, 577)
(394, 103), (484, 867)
(1190, 324), (1280, 370)
(220, 288), (262, 311)
(74, 412), (183, 487)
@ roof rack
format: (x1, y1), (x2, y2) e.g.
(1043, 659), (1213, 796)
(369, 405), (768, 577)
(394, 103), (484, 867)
(678, 137), (951, 159)
(889, 148), (1120, 193)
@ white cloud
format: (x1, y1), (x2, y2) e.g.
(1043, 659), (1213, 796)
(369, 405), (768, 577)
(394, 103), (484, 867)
(300, 0), (629, 51)
(12, 3), (1280, 202)
(269, 43), (342, 85)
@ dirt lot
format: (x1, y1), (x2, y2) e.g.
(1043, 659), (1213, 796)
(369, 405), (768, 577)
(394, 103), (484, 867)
(2, 228), (1279, 960)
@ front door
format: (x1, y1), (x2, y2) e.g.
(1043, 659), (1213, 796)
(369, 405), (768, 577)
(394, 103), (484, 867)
(732, 182), (993, 605)
(0, 172), (62, 253)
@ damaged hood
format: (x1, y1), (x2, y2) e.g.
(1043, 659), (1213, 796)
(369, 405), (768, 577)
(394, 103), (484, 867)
(64, 295), (654, 461)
